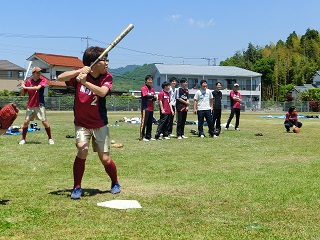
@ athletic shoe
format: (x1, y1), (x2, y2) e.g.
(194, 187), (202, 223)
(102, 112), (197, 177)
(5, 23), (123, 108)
(150, 138), (156, 141)
(163, 137), (170, 140)
(224, 127), (228, 130)
(200, 135), (205, 138)
(142, 138), (149, 142)
(177, 136), (182, 140)
(235, 128), (240, 131)
(111, 183), (121, 194)
(181, 135), (188, 139)
(71, 187), (82, 199)
(19, 140), (26, 145)
(48, 139), (55, 145)
(169, 134), (175, 137)
(213, 135), (218, 138)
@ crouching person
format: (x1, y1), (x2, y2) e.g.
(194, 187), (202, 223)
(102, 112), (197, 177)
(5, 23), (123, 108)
(284, 106), (302, 133)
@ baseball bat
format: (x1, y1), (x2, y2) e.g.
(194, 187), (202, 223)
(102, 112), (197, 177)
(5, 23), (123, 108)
(90, 23), (134, 67)
(77, 23), (134, 81)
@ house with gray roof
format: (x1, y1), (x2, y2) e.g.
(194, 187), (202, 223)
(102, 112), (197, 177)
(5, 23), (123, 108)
(291, 84), (316, 100)
(0, 60), (25, 92)
(151, 64), (262, 109)
(312, 71), (320, 87)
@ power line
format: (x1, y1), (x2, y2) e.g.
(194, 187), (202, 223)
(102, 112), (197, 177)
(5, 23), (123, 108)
(0, 33), (85, 39)
(91, 38), (215, 61)
(0, 33), (219, 65)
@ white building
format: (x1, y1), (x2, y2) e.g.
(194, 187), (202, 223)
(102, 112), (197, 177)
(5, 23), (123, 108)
(151, 64), (262, 109)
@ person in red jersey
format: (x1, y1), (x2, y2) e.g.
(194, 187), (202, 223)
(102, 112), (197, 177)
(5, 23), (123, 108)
(19, 66), (54, 145)
(58, 46), (120, 199)
(284, 106), (302, 133)
(155, 82), (174, 140)
(139, 75), (156, 141)
(225, 83), (242, 131)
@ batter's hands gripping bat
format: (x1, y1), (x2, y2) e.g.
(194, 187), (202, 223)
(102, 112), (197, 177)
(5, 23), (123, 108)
(77, 23), (134, 82)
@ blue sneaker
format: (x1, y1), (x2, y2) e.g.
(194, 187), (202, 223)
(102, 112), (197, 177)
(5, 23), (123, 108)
(71, 187), (82, 199)
(111, 183), (121, 194)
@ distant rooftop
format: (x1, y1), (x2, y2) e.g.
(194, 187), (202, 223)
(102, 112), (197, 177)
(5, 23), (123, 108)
(153, 64), (262, 77)
(0, 60), (25, 71)
(27, 52), (83, 68)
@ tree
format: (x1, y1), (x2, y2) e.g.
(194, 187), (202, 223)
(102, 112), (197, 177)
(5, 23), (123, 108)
(252, 57), (275, 100)
(219, 50), (246, 68)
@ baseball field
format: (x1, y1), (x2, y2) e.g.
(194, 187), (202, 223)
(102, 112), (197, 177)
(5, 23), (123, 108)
(1, 111), (320, 239)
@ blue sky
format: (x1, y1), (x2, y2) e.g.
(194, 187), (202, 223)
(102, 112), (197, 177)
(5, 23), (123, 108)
(1, 0), (320, 69)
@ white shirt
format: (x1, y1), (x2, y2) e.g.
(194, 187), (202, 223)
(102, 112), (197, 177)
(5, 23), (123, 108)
(194, 89), (213, 110)
(169, 86), (177, 106)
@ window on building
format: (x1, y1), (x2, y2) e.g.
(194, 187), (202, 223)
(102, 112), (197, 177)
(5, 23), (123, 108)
(18, 71), (24, 79)
(188, 78), (198, 89)
(245, 78), (257, 90)
(207, 79), (218, 90)
(226, 79), (236, 89)
(7, 71), (13, 78)
(157, 77), (160, 86)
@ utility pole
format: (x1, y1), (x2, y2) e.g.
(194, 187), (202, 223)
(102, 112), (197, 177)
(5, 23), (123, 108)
(202, 57), (218, 66)
(81, 36), (90, 52)
(213, 58), (218, 66)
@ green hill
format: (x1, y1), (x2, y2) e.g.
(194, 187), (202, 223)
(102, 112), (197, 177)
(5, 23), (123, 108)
(110, 63), (155, 91)
(109, 65), (139, 76)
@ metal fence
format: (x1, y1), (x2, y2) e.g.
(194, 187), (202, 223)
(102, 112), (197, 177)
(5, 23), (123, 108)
(0, 96), (316, 112)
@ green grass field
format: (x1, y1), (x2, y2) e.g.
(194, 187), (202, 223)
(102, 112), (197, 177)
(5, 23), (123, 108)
(1, 110), (320, 239)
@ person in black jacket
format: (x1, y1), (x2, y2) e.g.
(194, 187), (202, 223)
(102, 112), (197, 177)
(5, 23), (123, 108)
(212, 82), (222, 134)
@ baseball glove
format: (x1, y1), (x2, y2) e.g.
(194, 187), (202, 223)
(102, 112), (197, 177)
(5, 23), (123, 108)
(111, 143), (124, 148)
(293, 126), (300, 133)
(0, 103), (19, 129)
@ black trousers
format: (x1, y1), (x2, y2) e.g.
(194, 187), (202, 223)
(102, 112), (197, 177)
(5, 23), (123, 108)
(155, 113), (171, 138)
(140, 110), (153, 140)
(176, 110), (187, 137)
(197, 110), (215, 136)
(226, 108), (240, 129)
(212, 109), (222, 130)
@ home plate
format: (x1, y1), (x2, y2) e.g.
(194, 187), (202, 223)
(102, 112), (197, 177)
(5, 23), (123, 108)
(97, 200), (142, 209)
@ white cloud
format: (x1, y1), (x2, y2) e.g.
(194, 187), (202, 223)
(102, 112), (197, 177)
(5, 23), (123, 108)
(167, 14), (181, 22)
(188, 18), (215, 28)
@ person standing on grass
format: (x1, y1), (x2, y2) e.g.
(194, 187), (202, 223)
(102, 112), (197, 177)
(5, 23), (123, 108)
(140, 75), (156, 141)
(176, 78), (190, 139)
(19, 66), (54, 145)
(284, 106), (302, 132)
(58, 46), (120, 199)
(193, 79), (217, 138)
(155, 82), (174, 140)
(212, 82), (223, 134)
(168, 77), (178, 137)
(225, 83), (242, 131)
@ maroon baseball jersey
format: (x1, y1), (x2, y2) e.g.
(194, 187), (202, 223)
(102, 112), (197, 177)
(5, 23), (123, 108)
(230, 90), (242, 109)
(157, 90), (171, 114)
(25, 77), (47, 107)
(67, 72), (112, 129)
(141, 85), (155, 111)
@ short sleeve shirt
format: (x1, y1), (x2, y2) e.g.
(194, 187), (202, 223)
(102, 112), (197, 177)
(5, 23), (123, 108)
(230, 90), (242, 109)
(141, 85), (155, 111)
(66, 71), (112, 129)
(158, 90), (171, 114)
(176, 87), (189, 112)
(25, 77), (47, 107)
(194, 89), (213, 111)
